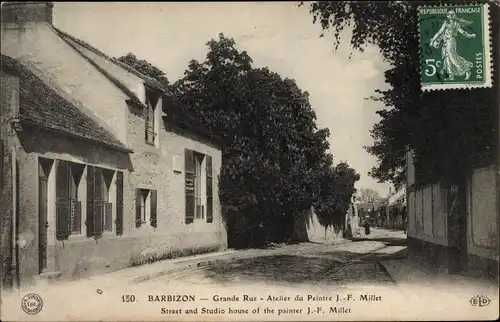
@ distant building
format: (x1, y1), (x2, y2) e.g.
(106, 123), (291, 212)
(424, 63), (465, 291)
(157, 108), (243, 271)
(385, 186), (406, 230)
(1, 2), (226, 288)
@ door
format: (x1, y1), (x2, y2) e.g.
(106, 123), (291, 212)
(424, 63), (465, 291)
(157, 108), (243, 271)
(38, 169), (48, 273)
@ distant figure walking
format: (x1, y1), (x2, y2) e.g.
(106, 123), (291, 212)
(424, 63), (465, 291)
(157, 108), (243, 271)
(364, 220), (370, 235)
(402, 206), (407, 234)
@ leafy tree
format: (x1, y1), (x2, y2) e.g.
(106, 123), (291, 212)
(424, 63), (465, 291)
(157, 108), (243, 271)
(170, 34), (359, 247)
(357, 188), (383, 204)
(118, 34), (360, 247)
(314, 161), (360, 234)
(302, 0), (498, 188)
(116, 53), (171, 88)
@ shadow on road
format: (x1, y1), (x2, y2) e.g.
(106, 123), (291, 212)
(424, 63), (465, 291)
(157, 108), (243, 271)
(202, 249), (404, 286)
(350, 237), (408, 247)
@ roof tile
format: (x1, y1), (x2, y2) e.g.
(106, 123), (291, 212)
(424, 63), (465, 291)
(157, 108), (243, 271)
(1, 54), (132, 153)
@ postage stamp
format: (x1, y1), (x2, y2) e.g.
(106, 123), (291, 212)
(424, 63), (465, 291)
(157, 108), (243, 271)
(418, 4), (492, 91)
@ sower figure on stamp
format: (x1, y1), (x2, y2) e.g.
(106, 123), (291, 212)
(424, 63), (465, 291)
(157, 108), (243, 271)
(430, 10), (476, 81)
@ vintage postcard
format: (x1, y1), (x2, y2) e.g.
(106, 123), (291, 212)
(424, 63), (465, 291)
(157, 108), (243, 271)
(1, 1), (499, 321)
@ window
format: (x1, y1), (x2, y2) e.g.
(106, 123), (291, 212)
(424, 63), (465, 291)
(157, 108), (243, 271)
(135, 188), (157, 228)
(206, 155), (213, 223)
(194, 152), (205, 220)
(102, 169), (115, 232)
(185, 149), (213, 224)
(56, 160), (84, 240)
(86, 166), (122, 240)
(145, 87), (160, 145)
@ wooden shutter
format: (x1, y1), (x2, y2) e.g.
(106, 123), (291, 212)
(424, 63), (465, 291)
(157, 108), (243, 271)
(115, 172), (124, 235)
(56, 198), (71, 240)
(93, 167), (104, 240)
(150, 189), (157, 228)
(86, 165), (94, 237)
(135, 189), (142, 228)
(206, 155), (213, 223)
(56, 161), (71, 239)
(185, 149), (195, 224)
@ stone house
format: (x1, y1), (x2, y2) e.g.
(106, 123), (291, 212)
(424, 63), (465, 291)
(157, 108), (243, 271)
(1, 2), (225, 288)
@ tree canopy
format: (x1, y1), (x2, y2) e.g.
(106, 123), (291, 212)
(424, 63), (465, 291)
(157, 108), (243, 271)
(117, 53), (171, 88)
(356, 188), (383, 204)
(303, 0), (498, 188)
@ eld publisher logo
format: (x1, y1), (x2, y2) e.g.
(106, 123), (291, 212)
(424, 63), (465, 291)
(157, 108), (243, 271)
(469, 295), (491, 307)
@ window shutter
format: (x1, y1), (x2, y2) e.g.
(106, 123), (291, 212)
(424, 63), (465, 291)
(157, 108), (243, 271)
(93, 167), (104, 240)
(206, 155), (213, 223)
(115, 172), (124, 235)
(56, 161), (71, 239)
(86, 165), (95, 237)
(135, 189), (142, 228)
(185, 149), (195, 224)
(56, 198), (71, 240)
(150, 189), (157, 228)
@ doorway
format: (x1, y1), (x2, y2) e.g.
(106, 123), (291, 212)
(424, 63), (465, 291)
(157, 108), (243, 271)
(38, 158), (53, 274)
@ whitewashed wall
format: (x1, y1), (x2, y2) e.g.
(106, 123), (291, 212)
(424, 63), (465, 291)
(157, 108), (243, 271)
(407, 166), (499, 262)
(466, 166), (499, 261)
(407, 181), (448, 246)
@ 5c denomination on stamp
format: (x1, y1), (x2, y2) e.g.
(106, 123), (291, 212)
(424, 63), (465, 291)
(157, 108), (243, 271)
(21, 293), (44, 315)
(418, 3), (492, 91)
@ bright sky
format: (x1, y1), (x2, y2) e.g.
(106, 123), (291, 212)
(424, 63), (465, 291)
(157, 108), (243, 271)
(53, 2), (391, 196)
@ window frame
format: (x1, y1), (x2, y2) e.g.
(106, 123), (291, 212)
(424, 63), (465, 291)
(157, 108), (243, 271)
(55, 160), (84, 239)
(144, 87), (160, 146)
(101, 168), (115, 233)
(194, 152), (205, 220)
(135, 188), (158, 228)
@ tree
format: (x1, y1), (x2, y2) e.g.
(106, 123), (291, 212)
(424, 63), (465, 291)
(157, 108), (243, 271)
(170, 33), (359, 247)
(314, 162), (360, 235)
(357, 188), (382, 204)
(118, 34), (360, 248)
(116, 53), (170, 88)
(302, 0), (498, 188)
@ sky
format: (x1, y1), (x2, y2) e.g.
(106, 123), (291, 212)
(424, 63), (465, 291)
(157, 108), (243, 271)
(53, 2), (391, 196)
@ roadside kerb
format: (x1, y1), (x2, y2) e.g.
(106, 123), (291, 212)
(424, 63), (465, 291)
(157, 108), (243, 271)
(129, 239), (352, 284)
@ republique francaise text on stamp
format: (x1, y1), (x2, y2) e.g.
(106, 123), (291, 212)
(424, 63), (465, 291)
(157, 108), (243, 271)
(418, 3), (492, 91)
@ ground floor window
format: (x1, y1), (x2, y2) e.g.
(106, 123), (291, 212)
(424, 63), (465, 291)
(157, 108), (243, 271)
(55, 160), (84, 239)
(185, 149), (213, 224)
(52, 160), (124, 240)
(135, 188), (157, 228)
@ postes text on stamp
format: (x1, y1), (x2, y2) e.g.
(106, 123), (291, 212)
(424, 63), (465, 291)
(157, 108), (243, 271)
(21, 293), (44, 315)
(418, 4), (492, 91)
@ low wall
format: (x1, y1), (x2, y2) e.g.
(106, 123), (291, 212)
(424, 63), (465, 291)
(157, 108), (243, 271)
(294, 208), (343, 243)
(51, 229), (225, 281)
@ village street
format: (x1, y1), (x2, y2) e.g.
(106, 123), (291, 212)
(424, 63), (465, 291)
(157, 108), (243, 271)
(4, 228), (497, 321)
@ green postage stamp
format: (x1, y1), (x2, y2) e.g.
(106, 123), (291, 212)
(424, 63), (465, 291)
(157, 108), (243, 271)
(418, 4), (492, 91)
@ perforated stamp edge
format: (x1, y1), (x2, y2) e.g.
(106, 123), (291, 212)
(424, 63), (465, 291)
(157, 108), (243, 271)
(418, 3), (493, 92)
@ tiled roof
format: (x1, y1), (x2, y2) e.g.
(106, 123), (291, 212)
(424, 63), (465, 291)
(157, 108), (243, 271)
(52, 27), (218, 145)
(53, 27), (166, 94)
(1, 54), (132, 153)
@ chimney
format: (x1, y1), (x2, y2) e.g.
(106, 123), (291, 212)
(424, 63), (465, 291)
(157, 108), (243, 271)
(1, 2), (54, 24)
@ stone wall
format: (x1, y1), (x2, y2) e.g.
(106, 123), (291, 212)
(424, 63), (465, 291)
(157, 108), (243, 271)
(293, 207), (343, 244)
